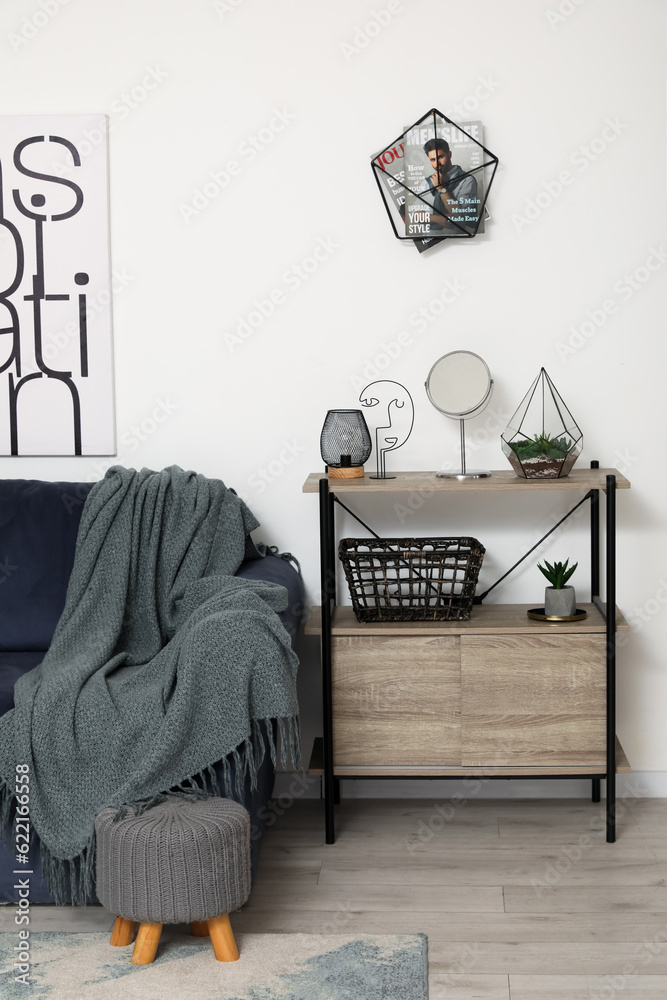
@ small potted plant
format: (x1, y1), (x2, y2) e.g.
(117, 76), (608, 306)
(538, 558), (578, 617)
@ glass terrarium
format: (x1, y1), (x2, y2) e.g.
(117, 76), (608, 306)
(501, 368), (583, 479)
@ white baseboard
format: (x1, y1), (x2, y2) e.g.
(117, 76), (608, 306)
(272, 771), (667, 800)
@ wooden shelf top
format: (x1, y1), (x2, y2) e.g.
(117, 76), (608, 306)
(302, 468), (630, 494)
(305, 603), (630, 636)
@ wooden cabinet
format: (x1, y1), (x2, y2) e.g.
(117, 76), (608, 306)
(307, 604), (627, 777)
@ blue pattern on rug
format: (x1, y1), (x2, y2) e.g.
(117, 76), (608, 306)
(86, 942), (206, 982)
(229, 939), (428, 1000)
(0, 930), (428, 999)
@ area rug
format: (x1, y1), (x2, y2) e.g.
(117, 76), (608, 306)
(0, 930), (428, 998)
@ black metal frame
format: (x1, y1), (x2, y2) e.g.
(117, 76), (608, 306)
(317, 460), (619, 845)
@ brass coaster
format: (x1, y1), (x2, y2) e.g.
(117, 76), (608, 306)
(527, 607), (588, 622)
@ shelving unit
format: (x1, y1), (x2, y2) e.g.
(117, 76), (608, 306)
(302, 464), (631, 844)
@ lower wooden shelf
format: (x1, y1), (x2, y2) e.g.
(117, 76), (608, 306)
(307, 736), (631, 778)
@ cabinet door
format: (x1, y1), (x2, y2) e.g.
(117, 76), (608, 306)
(461, 635), (606, 769)
(332, 635), (461, 769)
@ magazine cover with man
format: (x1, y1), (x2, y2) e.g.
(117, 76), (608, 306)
(403, 119), (486, 240)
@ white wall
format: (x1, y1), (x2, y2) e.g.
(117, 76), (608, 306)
(1, 0), (666, 792)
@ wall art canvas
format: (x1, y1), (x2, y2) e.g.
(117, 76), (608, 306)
(0, 114), (115, 455)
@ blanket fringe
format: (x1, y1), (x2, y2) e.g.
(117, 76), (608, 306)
(206, 762), (220, 795)
(0, 779), (12, 841)
(111, 714), (299, 822)
(251, 718), (266, 773)
(40, 830), (96, 907)
(277, 714), (302, 773)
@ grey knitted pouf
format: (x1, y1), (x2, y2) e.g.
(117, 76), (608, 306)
(95, 796), (251, 923)
(95, 797), (251, 964)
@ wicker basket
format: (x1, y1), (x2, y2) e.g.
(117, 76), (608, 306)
(339, 537), (485, 623)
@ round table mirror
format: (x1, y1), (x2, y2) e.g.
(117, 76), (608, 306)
(425, 351), (493, 479)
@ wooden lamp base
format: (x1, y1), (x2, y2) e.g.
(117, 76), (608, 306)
(327, 465), (364, 479)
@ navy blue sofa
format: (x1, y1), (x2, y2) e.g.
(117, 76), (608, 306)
(0, 478), (304, 903)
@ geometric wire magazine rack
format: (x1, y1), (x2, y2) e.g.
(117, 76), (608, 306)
(371, 107), (499, 242)
(501, 367), (583, 479)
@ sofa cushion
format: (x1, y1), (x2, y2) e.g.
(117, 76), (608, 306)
(0, 651), (45, 716)
(0, 480), (93, 651)
(236, 553), (304, 639)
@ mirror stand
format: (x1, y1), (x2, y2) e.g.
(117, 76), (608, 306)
(425, 350), (493, 480)
(436, 418), (491, 479)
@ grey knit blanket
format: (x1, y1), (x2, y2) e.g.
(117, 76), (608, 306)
(0, 466), (300, 903)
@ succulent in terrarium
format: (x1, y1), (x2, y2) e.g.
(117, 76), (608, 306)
(509, 433), (574, 461)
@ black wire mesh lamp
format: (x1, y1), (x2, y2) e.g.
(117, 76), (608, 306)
(320, 409), (372, 479)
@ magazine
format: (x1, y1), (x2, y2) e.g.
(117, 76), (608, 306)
(403, 119), (486, 240)
(373, 119), (489, 252)
(372, 141), (444, 254)
(372, 141), (408, 232)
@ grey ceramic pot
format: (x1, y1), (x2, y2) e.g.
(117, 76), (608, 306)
(544, 585), (576, 617)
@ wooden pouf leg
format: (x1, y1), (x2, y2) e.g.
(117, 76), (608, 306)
(110, 917), (137, 946)
(131, 922), (163, 965)
(190, 921), (209, 937)
(207, 913), (239, 962)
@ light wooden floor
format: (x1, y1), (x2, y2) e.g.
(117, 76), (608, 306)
(9, 796), (667, 998)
